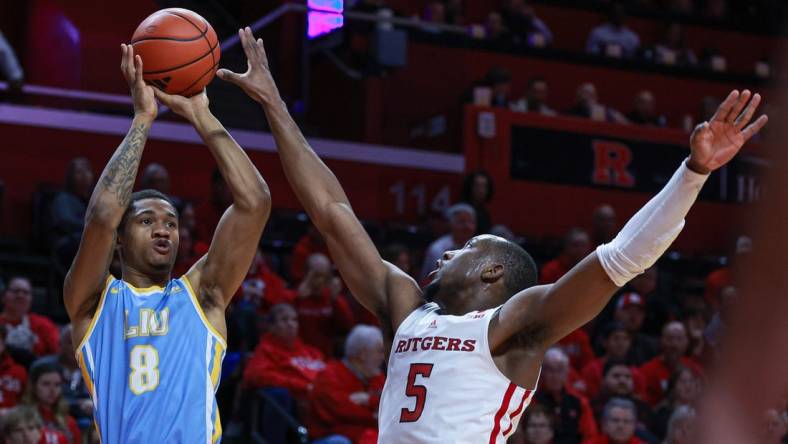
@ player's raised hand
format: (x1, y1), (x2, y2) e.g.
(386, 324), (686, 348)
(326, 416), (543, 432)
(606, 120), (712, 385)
(688, 89), (768, 174)
(216, 27), (279, 104)
(152, 88), (210, 124)
(121, 44), (157, 120)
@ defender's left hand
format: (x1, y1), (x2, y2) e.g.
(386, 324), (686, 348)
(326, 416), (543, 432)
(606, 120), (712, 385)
(153, 88), (210, 124)
(688, 89), (768, 174)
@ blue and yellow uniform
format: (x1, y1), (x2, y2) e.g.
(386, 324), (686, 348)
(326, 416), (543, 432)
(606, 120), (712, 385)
(76, 276), (226, 443)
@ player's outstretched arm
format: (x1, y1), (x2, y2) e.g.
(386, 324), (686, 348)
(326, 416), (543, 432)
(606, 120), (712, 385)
(490, 90), (768, 352)
(217, 28), (422, 330)
(154, 88), (271, 309)
(64, 45), (157, 324)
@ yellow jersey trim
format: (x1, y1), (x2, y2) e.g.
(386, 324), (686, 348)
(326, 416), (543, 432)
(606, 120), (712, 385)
(211, 410), (222, 444)
(181, 276), (228, 348)
(77, 353), (95, 397)
(75, 275), (114, 355)
(124, 282), (166, 293)
(210, 340), (223, 387)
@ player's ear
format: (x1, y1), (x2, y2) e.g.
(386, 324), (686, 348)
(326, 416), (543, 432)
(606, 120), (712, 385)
(481, 264), (504, 284)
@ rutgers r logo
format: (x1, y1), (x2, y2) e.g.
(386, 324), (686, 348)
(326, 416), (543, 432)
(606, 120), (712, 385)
(591, 140), (635, 188)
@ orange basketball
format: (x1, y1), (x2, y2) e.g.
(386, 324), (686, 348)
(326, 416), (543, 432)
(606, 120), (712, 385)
(131, 8), (220, 97)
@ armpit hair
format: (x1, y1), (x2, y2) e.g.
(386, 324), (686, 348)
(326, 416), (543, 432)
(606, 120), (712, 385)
(495, 317), (550, 353)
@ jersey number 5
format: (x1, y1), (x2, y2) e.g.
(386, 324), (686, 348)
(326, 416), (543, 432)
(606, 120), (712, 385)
(129, 345), (160, 395)
(399, 363), (434, 422)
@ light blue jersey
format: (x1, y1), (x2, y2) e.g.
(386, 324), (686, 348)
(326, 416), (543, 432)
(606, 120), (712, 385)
(76, 276), (226, 443)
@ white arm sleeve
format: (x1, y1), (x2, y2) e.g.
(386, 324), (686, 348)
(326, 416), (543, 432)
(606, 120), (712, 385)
(596, 159), (709, 287)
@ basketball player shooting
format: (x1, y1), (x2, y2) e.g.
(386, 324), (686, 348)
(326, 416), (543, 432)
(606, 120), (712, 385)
(63, 44), (270, 442)
(220, 28), (768, 443)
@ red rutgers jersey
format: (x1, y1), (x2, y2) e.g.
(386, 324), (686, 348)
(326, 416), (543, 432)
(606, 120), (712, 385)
(378, 303), (537, 443)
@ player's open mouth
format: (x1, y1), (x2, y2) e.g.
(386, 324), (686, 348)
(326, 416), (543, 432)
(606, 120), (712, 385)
(428, 260), (443, 278)
(153, 240), (171, 255)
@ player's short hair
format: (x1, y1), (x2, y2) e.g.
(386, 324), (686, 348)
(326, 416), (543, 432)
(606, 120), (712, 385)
(603, 397), (637, 420)
(0, 405), (43, 437)
(344, 325), (383, 358)
(489, 239), (537, 296)
(119, 189), (178, 233)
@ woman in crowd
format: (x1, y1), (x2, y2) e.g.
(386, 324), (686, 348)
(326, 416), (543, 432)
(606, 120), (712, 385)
(22, 362), (81, 444)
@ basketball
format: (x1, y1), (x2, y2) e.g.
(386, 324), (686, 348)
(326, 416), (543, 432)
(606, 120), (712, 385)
(131, 8), (220, 97)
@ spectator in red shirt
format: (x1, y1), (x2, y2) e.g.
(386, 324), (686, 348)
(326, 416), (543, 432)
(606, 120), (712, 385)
(294, 254), (355, 357)
(0, 325), (27, 412)
(33, 325), (93, 426)
(590, 360), (653, 441)
(584, 398), (645, 444)
(639, 322), (703, 407)
(243, 304), (326, 398)
(613, 293), (658, 366)
(243, 304), (326, 444)
(0, 404), (68, 444)
(540, 228), (592, 284)
(581, 322), (645, 399)
(290, 224), (330, 283)
(534, 348), (598, 444)
(23, 362), (80, 444)
(0, 277), (59, 366)
(310, 325), (386, 444)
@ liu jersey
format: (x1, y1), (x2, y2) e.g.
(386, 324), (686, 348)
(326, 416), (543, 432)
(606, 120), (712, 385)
(378, 303), (537, 444)
(76, 276), (226, 443)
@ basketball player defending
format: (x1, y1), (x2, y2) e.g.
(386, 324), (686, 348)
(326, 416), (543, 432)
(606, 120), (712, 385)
(221, 28), (768, 443)
(64, 44), (270, 442)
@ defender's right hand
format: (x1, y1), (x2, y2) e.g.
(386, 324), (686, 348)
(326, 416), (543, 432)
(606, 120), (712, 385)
(121, 44), (157, 120)
(216, 27), (280, 105)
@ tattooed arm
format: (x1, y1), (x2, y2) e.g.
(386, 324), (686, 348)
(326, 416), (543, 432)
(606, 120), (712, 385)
(64, 45), (157, 328)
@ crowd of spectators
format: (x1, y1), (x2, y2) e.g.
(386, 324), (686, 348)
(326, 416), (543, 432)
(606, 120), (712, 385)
(339, 0), (777, 136)
(464, 64), (739, 131)
(0, 159), (785, 444)
(349, 0), (779, 77)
